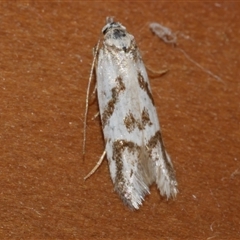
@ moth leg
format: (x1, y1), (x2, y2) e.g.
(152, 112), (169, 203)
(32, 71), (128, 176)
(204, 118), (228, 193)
(84, 150), (106, 180)
(91, 111), (100, 121)
(146, 67), (168, 78)
(89, 83), (97, 103)
(89, 83), (100, 120)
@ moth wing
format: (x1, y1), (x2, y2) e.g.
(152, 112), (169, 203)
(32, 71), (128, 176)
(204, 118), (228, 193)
(136, 60), (178, 199)
(96, 49), (154, 209)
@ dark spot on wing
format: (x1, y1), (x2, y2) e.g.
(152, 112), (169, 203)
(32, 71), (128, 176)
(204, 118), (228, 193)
(101, 77), (126, 128)
(146, 131), (173, 175)
(138, 72), (155, 105)
(142, 108), (153, 127)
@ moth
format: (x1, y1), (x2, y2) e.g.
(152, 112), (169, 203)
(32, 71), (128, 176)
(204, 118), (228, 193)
(83, 18), (178, 209)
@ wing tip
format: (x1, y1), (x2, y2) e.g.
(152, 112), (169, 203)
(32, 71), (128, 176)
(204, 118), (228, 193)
(114, 181), (150, 210)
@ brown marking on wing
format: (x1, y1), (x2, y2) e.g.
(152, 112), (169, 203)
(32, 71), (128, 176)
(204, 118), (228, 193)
(124, 112), (144, 133)
(137, 72), (155, 105)
(124, 112), (137, 133)
(146, 131), (175, 178)
(124, 108), (153, 133)
(112, 140), (140, 200)
(101, 77), (125, 128)
(142, 107), (153, 127)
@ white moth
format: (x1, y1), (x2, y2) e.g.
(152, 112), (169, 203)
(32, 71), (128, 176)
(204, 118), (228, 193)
(83, 18), (178, 210)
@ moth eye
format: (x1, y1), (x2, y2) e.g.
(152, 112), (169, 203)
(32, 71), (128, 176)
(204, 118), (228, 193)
(113, 29), (126, 39)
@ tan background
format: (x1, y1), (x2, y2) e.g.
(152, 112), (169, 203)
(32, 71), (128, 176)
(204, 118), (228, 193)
(1, 2), (239, 239)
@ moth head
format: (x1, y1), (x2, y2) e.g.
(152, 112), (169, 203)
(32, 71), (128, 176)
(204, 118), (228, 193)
(102, 18), (126, 36)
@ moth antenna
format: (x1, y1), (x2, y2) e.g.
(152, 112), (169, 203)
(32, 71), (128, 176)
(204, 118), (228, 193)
(82, 39), (101, 158)
(106, 16), (115, 24)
